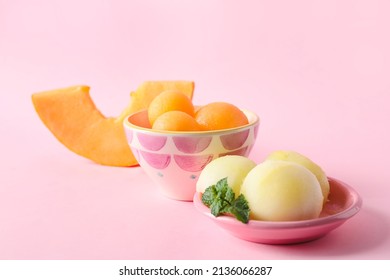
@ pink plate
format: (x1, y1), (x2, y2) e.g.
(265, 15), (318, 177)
(193, 177), (362, 244)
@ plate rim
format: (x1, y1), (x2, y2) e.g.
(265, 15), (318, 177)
(193, 176), (363, 229)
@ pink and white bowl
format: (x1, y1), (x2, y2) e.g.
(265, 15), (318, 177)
(123, 109), (260, 201)
(193, 177), (362, 244)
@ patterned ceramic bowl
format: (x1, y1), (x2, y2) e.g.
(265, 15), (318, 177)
(123, 109), (260, 201)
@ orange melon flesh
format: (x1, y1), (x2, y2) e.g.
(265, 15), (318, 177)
(117, 80), (195, 120)
(32, 81), (195, 166)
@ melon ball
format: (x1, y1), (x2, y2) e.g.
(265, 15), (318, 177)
(265, 150), (330, 204)
(196, 155), (257, 197)
(240, 160), (323, 221)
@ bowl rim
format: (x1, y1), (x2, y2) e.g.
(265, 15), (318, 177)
(193, 177), (362, 229)
(123, 108), (260, 136)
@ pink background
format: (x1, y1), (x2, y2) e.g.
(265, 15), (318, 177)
(1, 0), (389, 259)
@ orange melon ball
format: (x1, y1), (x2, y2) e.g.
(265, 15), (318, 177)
(195, 102), (249, 130)
(152, 111), (202, 132)
(148, 90), (195, 126)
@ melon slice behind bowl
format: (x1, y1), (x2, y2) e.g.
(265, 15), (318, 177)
(31, 81), (195, 166)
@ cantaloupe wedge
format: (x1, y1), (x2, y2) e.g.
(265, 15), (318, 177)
(32, 81), (195, 166)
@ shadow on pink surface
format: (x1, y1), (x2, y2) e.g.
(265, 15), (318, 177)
(238, 206), (389, 259)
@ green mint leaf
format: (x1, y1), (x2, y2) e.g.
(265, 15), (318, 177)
(215, 177), (227, 191)
(226, 194), (250, 224)
(201, 177), (251, 224)
(210, 199), (225, 217)
(215, 177), (235, 205)
(202, 185), (217, 207)
(202, 178), (229, 217)
(224, 185), (235, 206)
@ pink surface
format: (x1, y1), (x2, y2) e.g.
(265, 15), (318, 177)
(1, 0), (389, 259)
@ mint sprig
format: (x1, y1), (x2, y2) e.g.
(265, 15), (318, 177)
(201, 177), (250, 224)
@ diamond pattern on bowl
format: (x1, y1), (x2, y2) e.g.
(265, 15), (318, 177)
(220, 129), (249, 150)
(174, 154), (214, 172)
(137, 133), (167, 151)
(139, 151), (171, 169)
(124, 108), (260, 201)
(173, 136), (212, 153)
